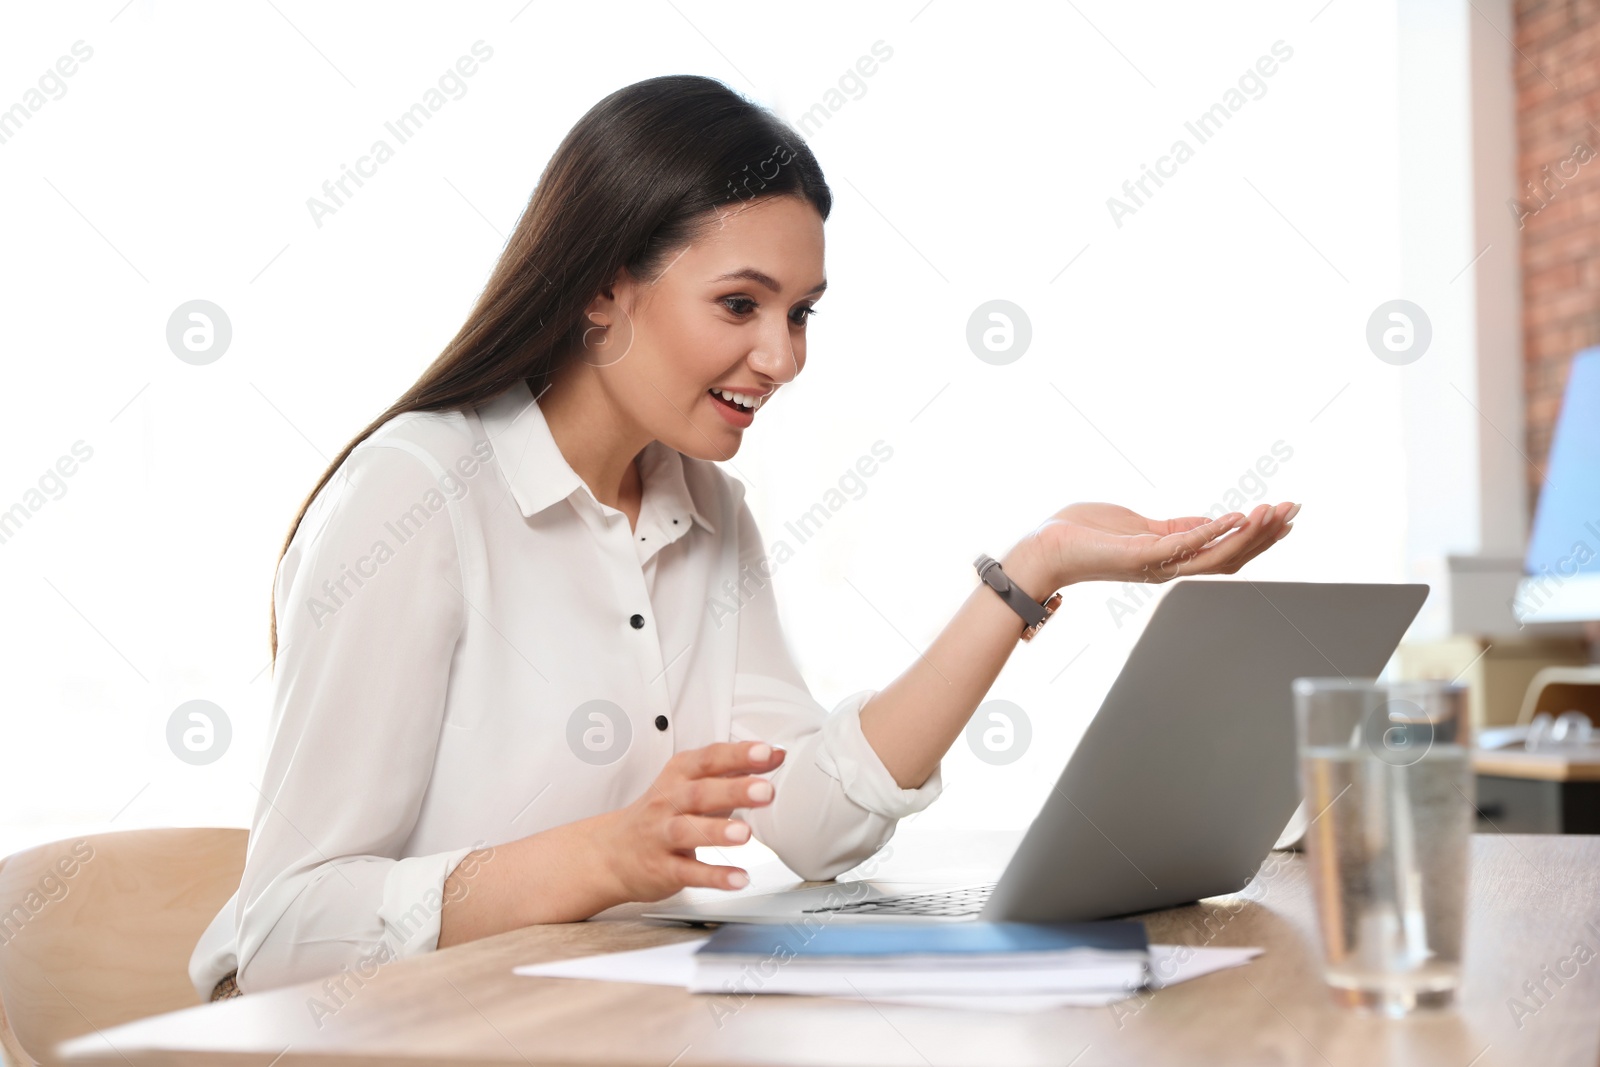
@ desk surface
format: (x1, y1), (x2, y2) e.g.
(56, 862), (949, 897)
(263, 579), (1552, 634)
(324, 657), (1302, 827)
(1472, 748), (1600, 781)
(55, 832), (1600, 1067)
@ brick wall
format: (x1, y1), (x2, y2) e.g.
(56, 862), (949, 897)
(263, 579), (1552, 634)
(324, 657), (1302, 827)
(1515, 0), (1600, 518)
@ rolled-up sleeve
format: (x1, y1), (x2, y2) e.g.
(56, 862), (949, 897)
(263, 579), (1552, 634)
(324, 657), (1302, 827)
(224, 441), (474, 994)
(725, 491), (942, 881)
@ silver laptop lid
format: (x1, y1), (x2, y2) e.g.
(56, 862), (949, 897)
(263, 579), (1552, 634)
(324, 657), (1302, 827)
(983, 579), (1428, 922)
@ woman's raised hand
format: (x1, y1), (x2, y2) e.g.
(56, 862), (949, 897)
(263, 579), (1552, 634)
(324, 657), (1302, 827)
(1033, 500), (1299, 588)
(592, 740), (784, 902)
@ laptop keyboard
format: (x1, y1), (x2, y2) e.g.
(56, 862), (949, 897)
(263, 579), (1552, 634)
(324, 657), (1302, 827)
(801, 883), (996, 917)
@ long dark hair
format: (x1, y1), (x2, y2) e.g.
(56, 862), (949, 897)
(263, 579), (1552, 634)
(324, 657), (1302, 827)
(269, 74), (832, 662)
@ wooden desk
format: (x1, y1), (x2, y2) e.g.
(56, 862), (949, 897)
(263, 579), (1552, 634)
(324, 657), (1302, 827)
(53, 832), (1600, 1067)
(1473, 750), (1600, 833)
(1472, 750), (1600, 782)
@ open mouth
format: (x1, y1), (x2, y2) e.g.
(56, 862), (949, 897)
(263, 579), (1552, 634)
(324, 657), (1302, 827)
(707, 388), (756, 414)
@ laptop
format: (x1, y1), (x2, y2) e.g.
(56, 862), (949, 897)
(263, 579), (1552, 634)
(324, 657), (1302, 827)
(644, 579), (1428, 926)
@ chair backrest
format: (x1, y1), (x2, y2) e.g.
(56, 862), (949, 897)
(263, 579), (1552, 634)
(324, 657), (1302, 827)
(0, 828), (245, 1065)
(1516, 665), (1600, 727)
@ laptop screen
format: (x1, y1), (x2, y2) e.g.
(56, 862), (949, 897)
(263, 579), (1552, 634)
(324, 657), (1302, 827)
(1525, 347), (1600, 587)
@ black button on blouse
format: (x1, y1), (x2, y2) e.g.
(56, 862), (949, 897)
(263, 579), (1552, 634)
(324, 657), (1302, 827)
(629, 614), (645, 629)
(654, 715), (669, 731)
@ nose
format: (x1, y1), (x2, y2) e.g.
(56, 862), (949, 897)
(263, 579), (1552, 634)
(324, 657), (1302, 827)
(747, 317), (801, 385)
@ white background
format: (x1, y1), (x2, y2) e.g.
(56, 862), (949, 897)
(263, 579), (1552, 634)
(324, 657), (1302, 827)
(0, 0), (1416, 859)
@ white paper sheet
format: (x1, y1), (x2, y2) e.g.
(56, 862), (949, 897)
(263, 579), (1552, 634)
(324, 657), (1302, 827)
(514, 939), (1263, 1012)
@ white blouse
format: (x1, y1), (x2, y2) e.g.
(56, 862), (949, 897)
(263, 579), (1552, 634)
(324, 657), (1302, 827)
(190, 377), (943, 998)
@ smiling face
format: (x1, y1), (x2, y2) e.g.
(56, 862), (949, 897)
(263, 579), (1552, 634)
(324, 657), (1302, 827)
(566, 193), (826, 462)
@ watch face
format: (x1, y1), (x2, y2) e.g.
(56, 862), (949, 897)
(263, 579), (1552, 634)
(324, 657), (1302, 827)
(1022, 592), (1063, 642)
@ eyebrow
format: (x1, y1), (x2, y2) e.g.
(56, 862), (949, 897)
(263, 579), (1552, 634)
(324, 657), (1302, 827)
(710, 268), (827, 296)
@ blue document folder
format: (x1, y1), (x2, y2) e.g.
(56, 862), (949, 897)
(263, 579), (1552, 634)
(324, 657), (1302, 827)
(696, 919), (1148, 961)
(690, 920), (1150, 996)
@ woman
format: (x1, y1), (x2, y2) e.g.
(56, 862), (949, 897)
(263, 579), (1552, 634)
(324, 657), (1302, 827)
(191, 74), (1296, 1000)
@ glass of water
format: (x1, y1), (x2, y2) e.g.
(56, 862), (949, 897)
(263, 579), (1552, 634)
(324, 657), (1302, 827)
(1292, 677), (1473, 1015)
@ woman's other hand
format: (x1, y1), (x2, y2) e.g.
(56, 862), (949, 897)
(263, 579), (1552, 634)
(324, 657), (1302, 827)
(1035, 500), (1299, 587)
(592, 740), (785, 902)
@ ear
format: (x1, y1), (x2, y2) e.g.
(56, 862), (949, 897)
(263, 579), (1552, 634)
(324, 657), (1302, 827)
(583, 268), (630, 326)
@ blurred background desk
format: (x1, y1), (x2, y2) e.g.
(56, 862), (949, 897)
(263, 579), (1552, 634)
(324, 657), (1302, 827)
(1473, 749), (1600, 833)
(1404, 652), (1600, 834)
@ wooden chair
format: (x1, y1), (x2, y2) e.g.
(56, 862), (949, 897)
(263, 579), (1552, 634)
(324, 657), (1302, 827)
(1516, 665), (1600, 727)
(0, 828), (245, 1066)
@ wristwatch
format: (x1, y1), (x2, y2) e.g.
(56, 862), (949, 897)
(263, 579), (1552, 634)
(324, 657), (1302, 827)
(974, 553), (1062, 642)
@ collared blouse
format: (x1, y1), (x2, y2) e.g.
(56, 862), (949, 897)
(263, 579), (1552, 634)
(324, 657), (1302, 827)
(189, 377), (943, 997)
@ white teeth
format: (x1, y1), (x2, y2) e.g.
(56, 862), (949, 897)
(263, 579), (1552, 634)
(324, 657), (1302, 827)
(712, 388), (760, 410)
